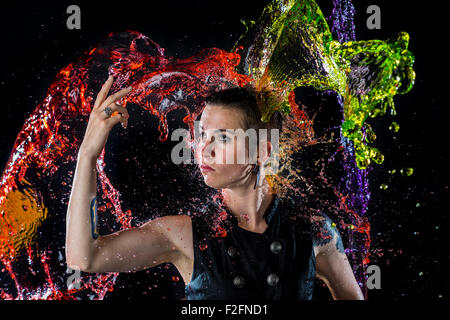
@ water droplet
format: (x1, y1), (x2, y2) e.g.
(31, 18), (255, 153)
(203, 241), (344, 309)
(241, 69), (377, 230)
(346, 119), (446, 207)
(389, 121), (400, 132)
(400, 167), (414, 176)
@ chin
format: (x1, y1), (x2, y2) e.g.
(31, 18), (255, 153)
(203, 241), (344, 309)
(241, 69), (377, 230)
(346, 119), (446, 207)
(202, 175), (220, 189)
(202, 172), (228, 190)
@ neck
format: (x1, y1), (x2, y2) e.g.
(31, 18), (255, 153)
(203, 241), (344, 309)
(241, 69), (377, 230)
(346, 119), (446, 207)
(221, 178), (274, 232)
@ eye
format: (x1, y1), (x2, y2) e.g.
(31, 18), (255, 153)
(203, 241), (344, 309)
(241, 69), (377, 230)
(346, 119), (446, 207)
(218, 133), (230, 143)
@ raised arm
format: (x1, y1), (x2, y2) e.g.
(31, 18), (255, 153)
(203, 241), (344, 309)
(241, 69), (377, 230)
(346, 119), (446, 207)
(311, 212), (364, 300)
(65, 76), (191, 273)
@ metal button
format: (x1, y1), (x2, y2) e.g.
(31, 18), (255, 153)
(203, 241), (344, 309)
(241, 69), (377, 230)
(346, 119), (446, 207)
(270, 241), (282, 254)
(233, 276), (245, 288)
(267, 273), (279, 286)
(227, 246), (237, 257)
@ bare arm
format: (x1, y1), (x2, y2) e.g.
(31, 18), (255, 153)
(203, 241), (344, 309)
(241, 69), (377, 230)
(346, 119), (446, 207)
(65, 151), (189, 273)
(65, 76), (190, 273)
(65, 152), (98, 271)
(311, 213), (364, 300)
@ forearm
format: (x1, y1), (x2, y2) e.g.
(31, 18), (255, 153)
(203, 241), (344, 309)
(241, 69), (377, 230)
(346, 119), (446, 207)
(65, 150), (99, 270)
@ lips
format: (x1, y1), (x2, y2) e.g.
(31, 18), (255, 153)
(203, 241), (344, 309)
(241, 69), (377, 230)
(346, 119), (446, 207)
(200, 164), (215, 171)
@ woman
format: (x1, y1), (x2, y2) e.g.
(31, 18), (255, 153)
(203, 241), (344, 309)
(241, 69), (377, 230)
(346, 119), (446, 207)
(65, 75), (364, 300)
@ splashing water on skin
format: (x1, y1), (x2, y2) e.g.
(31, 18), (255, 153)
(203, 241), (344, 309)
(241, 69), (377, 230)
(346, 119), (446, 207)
(0, 0), (414, 299)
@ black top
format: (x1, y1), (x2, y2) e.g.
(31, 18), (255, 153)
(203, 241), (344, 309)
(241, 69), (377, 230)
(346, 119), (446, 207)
(184, 194), (316, 300)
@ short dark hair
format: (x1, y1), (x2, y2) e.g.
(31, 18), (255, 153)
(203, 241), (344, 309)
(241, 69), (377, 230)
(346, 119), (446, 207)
(204, 87), (283, 140)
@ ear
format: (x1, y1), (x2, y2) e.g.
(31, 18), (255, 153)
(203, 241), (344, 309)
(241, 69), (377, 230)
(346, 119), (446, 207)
(258, 139), (272, 165)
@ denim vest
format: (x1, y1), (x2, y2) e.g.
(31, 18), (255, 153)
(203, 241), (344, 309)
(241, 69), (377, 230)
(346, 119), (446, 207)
(185, 194), (316, 300)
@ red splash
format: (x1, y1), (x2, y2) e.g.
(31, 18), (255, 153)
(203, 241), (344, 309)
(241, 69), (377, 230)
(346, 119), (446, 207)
(0, 30), (252, 299)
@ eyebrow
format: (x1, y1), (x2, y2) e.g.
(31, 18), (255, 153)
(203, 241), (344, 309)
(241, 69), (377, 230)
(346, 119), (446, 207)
(199, 126), (230, 133)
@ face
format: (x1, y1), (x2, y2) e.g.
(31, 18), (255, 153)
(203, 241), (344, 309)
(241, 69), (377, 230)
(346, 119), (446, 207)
(195, 104), (257, 190)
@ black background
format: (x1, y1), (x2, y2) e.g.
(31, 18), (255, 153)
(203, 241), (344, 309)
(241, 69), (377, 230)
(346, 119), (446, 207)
(0, 0), (447, 302)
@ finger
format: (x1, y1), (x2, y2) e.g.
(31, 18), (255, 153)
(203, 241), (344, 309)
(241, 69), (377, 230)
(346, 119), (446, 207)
(105, 112), (127, 129)
(122, 116), (128, 129)
(102, 102), (130, 119)
(94, 75), (114, 109)
(101, 86), (133, 109)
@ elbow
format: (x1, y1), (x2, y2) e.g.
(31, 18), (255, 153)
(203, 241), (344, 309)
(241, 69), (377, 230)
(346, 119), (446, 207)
(66, 255), (92, 273)
(65, 240), (97, 272)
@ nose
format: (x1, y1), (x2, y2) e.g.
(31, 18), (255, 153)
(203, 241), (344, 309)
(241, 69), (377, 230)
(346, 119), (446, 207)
(200, 136), (215, 160)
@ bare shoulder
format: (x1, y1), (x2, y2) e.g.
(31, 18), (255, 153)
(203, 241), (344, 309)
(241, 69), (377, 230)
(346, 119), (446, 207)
(141, 214), (193, 260)
(309, 212), (345, 256)
(140, 214), (191, 233)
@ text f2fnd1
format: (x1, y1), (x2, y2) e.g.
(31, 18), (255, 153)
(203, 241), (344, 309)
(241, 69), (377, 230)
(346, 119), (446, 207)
(180, 304), (268, 317)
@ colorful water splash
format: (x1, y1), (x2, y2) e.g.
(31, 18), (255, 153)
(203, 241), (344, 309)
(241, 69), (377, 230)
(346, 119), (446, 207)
(0, 31), (252, 299)
(234, 0), (414, 171)
(0, 0), (414, 300)
(233, 0), (414, 297)
(329, 0), (371, 295)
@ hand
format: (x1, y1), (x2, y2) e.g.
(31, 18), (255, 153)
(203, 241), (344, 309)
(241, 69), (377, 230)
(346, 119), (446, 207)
(79, 75), (132, 161)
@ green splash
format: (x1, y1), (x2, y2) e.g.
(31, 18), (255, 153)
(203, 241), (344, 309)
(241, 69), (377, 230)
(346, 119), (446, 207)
(234, 0), (415, 170)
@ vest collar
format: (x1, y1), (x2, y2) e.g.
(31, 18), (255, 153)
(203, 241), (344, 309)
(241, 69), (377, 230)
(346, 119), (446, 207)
(214, 194), (280, 226)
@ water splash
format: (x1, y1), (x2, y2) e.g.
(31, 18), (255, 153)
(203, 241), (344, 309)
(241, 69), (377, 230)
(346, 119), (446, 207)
(0, 31), (251, 299)
(0, 0), (414, 300)
(233, 0), (414, 298)
(235, 0), (414, 170)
